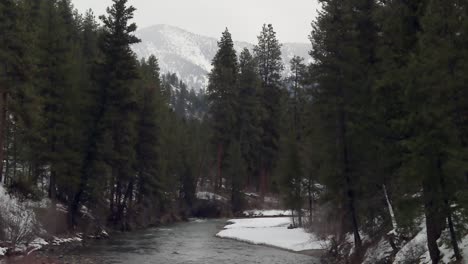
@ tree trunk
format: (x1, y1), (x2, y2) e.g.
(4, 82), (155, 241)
(12, 123), (17, 181)
(423, 178), (443, 264)
(259, 167), (266, 199)
(109, 176), (116, 221)
(0, 91), (7, 184)
(117, 180), (134, 231)
(437, 157), (462, 261)
(308, 175), (313, 224)
(115, 178), (122, 225)
(337, 88), (361, 249)
(3, 115), (10, 186)
(69, 188), (83, 228)
(49, 170), (57, 201)
(298, 207), (303, 227)
(216, 143), (223, 191)
(383, 184), (397, 231)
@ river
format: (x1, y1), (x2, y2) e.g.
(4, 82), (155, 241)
(54, 219), (320, 264)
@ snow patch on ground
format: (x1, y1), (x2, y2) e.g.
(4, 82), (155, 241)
(391, 221), (468, 264)
(27, 237), (49, 254)
(244, 192), (259, 198)
(242, 209), (292, 217)
(0, 247), (7, 257)
(216, 217), (326, 252)
(80, 205), (94, 219)
(52, 235), (83, 246)
(462, 235), (468, 260)
(224, 217), (291, 229)
(56, 203), (68, 213)
(362, 237), (393, 264)
(25, 197), (51, 209)
(393, 223), (428, 264)
(189, 218), (207, 223)
(196, 191), (227, 201)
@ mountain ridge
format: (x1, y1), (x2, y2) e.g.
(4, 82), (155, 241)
(132, 24), (311, 90)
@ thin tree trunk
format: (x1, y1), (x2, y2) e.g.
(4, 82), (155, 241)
(308, 175), (313, 224)
(12, 123), (17, 181)
(383, 184), (397, 231)
(48, 134), (57, 202)
(216, 143), (223, 191)
(115, 178), (122, 224)
(383, 183), (399, 252)
(437, 156), (462, 261)
(4, 147), (9, 186)
(118, 180), (134, 230)
(137, 171), (144, 204)
(259, 167), (266, 198)
(423, 178), (443, 264)
(49, 171), (57, 200)
(337, 87), (361, 249)
(69, 188), (83, 228)
(3, 115), (10, 186)
(0, 91), (7, 184)
(109, 176), (116, 220)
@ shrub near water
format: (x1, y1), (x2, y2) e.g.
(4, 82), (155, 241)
(0, 186), (38, 246)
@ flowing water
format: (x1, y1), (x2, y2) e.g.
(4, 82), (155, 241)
(61, 219), (319, 264)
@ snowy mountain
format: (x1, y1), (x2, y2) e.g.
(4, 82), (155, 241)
(132, 24), (311, 91)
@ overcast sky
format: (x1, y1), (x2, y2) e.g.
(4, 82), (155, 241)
(72, 0), (320, 43)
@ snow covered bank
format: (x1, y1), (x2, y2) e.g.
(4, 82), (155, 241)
(242, 209), (292, 217)
(0, 247), (7, 257)
(216, 217), (326, 252)
(196, 191), (227, 202)
(0, 185), (38, 247)
(389, 220), (468, 264)
(0, 185), (93, 258)
(360, 219), (468, 264)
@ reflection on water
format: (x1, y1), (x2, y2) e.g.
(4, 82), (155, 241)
(66, 219), (319, 264)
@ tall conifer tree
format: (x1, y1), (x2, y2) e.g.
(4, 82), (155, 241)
(97, 0), (141, 228)
(254, 24), (283, 195)
(207, 28), (239, 191)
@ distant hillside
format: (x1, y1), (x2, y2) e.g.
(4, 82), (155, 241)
(132, 24), (311, 90)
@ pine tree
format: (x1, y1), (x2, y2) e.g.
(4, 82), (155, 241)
(277, 56), (308, 227)
(5, 0), (45, 190)
(370, 0), (429, 251)
(309, 0), (379, 251)
(278, 133), (304, 227)
(224, 140), (246, 214)
(68, 8), (104, 227)
(288, 56), (307, 140)
(174, 81), (188, 117)
(253, 24), (284, 195)
(97, 0), (141, 228)
(135, 55), (164, 219)
(207, 28), (239, 191)
(0, 0), (29, 184)
(238, 48), (262, 189)
(34, 0), (84, 206)
(403, 0), (465, 261)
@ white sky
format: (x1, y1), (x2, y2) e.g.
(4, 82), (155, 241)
(72, 0), (320, 43)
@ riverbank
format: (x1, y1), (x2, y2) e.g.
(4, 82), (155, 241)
(0, 189), (224, 261)
(4, 219), (316, 264)
(216, 217), (326, 253)
(0, 187), (313, 263)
